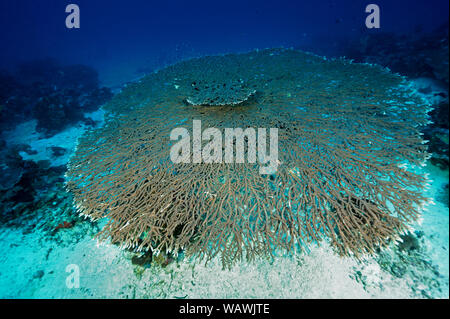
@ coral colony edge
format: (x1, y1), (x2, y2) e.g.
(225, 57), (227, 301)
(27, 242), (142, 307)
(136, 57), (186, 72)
(66, 48), (431, 269)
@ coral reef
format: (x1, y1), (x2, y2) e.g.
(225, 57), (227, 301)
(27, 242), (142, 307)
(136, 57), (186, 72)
(339, 23), (449, 84)
(334, 25), (449, 170)
(0, 143), (99, 249)
(67, 49), (430, 267)
(411, 78), (449, 169)
(186, 79), (256, 106)
(0, 156), (69, 230)
(0, 144), (25, 192)
(16, 58), (99, 91)
(32, 90), (86, 137)
(373, 231), (445, 298)
(0, 60), (112, 135)
(422, 93), (449, 169)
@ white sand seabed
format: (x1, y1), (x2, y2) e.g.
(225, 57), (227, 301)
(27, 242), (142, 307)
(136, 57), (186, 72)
(0, 224), (419, 298)
(417, 164), (449, 293)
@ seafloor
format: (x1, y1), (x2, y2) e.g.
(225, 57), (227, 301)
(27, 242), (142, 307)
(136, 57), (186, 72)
(0, 53), (448, 299)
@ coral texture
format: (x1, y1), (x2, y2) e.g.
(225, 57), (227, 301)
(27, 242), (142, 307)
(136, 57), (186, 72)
(66, 49), (430, 267)
(186, 79), (256, 106)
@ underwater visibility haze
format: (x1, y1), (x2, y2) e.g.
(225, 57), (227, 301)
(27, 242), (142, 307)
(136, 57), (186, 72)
(0, 0), (449, 300)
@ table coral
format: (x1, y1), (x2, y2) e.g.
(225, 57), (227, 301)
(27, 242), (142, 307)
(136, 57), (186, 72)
(66, 49), (431, 267)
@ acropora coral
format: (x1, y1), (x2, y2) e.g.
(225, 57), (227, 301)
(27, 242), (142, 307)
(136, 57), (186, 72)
(66, 49), (430, 267)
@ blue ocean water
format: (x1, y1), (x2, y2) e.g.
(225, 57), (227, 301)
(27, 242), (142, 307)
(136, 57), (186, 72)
(0, 0), (448, 299)
(1, 0), (448, 70)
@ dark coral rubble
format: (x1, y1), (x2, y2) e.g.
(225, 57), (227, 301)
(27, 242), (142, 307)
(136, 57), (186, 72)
(0, 146), (70, 230)
(0, 59), (112, 136)
(0, 60), (112, 239)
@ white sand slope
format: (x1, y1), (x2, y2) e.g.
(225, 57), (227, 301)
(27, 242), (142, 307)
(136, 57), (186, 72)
(0, 226), (424, 298)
